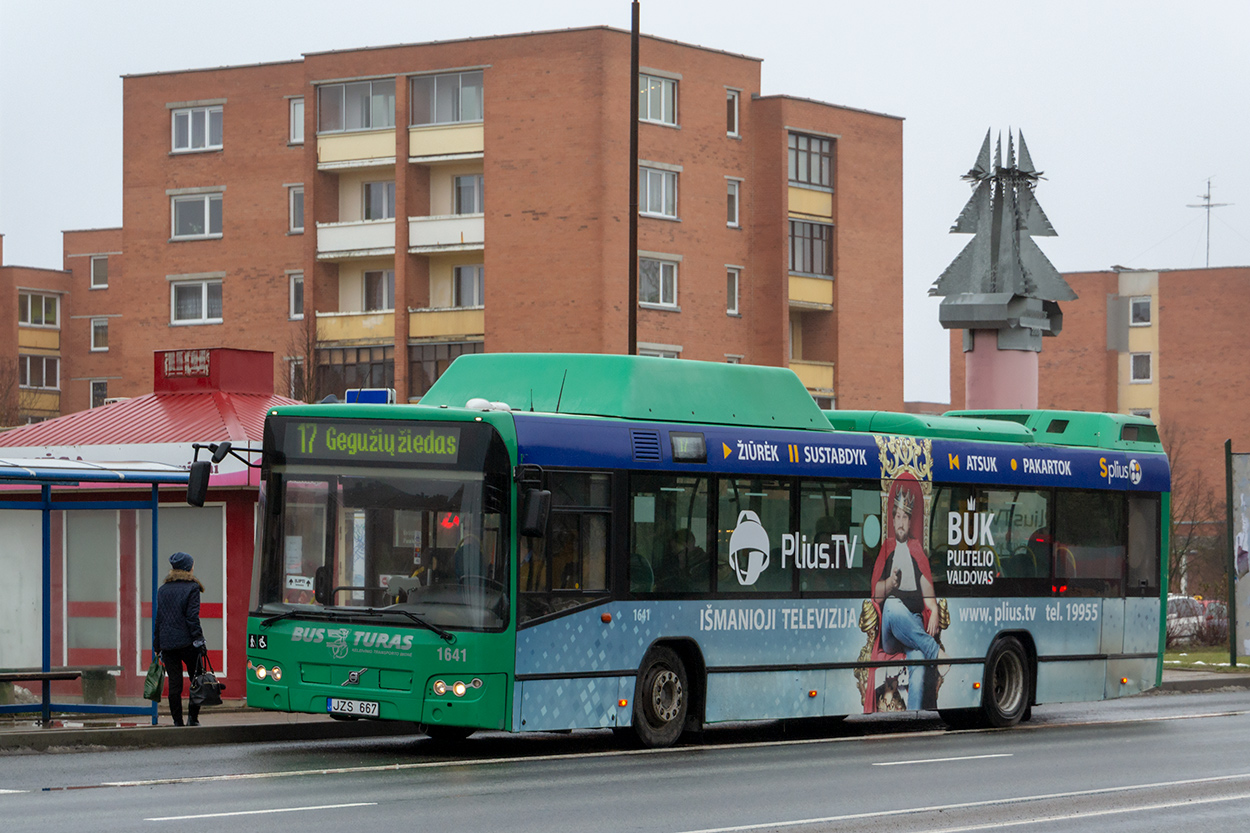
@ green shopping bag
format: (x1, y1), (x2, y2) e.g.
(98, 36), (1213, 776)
(143, 657), (165, 701)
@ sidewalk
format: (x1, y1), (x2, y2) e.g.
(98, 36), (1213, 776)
(1, 668), (1246, 752)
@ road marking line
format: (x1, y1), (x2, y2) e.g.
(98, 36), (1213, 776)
(674, 772), (1250, 833)
(146, 802), (375, 821)
(874, 753), (1012, 766)
(0, 789), (28, 794)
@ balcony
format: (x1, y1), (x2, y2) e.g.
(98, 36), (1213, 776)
(409, 306), (485, 341)
(408, 214), (484, 254)
(789, 359), (835, 394)
(316, 219), (396, 260)
(788, 276), (833, 310)
(17, 327), (60, 350)
(316, 310), (395, 345)
(317, 130), (396, 170)
(409, 123), (484, 162)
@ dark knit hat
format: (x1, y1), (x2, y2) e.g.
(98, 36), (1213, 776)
(170, 551), (194, 571)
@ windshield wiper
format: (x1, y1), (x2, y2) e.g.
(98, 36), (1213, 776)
(362, 607), (457, 644)
(259, 610), (301, 628)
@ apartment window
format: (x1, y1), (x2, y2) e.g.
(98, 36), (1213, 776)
(171, 279), (223, 324)
(727, 268), (740, 315)
(90, 318), (109, 351)
(289, 97), (304, 144)
(638, 348), (679, 359)
(1130, 296), (1151, 326)
(318, 79), (395, 133)
(288, 358), (306, 401)
(363, 270), (395, 312)
(90, 255), (109, 288)
(1130, 408), (1152, 418)
(18, 355), (59, 390)
(411, 71), (483, 126)
(90, 380), (108, 409)
(790, 220), (833, 276)
(453, 265), (484, 307)
(318, 345), (395, 395)
(639, 257), (677, 307)
(289, 186), (304, 232)
(18, 292), (59, 327)
(363, 181), (396, 220)
(789, 132), (834, 189)
(1130, 352), (1152, 383)
(172, 105), (223, 152)
(454, 175), (484, 214)
(726, 89), (740, 136)
(171, 193), (223, 239)
(640, 167), (677, 218)
(289, 273), (304, 319)
(639, 74), (677, 125)
(727, 179), (740, 227)
(408, 341), (483, 398)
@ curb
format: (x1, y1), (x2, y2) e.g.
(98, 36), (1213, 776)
(1159, 673), (1250, 693)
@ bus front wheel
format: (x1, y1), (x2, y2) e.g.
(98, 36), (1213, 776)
(632, 646), (688, 748)
(982, 637), (1029, 728)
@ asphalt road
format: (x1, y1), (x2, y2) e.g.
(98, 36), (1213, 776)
(3, 689), (1248, 833)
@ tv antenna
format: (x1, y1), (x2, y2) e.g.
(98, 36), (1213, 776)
(1186, 177), (1232, 267)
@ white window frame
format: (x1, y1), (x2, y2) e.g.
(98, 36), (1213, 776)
(1130, 408), (1152, 418)
(90, 380), (109, 409)
(18, 355), (59, 390)
(363, 269), (395, 312)
(640, 166), (677, 219)
(90, 255), (109, 289)
(638, 73), (677, 126)
(453, 264), (484, 308)
(410, 71), (484, 127)
(90, 317), (109, 352)
(1130, 352), (1152, 383)
(363, 181), (396, 221)
(170, 279), (223, 325)
(289, 272), (304, 320)
(726, 89), (740, 137)
(171, 193), (223, 240)
(639, 257), (678, 308)
(727, 267), (741, 315)
(638, 343), (681, 359)
(453, 175), (484, 215)
(289, 97), (305, 144)
(1130, 296), (1151, 326)
(287, 357), (305, 401)
(172, 105), (223, 153)
(18, 292), (59, 328)
(726, 178), (741, 227)
(289, 185), (305, 233)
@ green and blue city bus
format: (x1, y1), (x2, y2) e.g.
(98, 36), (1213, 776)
(234, 354), (1169, 747)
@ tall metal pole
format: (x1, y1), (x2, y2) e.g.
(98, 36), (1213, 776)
(1226, 439), (1237, 666)
(628, 1), (639, 355)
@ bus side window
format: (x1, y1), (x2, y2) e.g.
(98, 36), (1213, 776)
(630, 474), (709, 594)
(519, 471), (612, 623)
(1054, 490), (1125, 596)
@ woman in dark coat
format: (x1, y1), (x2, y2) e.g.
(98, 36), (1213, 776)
(154, 551), (206, 726)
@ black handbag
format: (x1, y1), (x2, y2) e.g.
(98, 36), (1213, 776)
(189, 650), (224, 706)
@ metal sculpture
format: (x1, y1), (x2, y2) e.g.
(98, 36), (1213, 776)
(931, 130), (1075, 408)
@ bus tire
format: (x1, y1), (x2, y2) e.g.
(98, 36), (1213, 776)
(632, 646), (688, 748)
(982, 637), (1029, 728)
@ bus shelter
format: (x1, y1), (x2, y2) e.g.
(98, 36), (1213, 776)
(0, 458), (188, 726)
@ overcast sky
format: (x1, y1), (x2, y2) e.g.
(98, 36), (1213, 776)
(3, 1), (1248, 403)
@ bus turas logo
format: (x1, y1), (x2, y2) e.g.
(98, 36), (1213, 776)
(327, 628), (351, 659)
(290, 625), (416, 657)
(1099, 457), (1141, 485)
(342, 668), (368, 686)
(728, 510), (771, 585)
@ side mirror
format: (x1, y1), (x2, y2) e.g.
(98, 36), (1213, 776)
(210, 441), (232, 464)
(314, 566), (331, 606)
(187, 460), (211, 507)
(519, 488), (551, 538)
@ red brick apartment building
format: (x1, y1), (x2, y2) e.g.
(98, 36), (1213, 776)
(4, 26), (905, 425)
(948, 266), (1250, 540)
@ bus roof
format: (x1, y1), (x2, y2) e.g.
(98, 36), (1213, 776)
(418, 353), (831, 431)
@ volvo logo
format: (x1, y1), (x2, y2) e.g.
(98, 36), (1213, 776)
(341, 668), (368, 686)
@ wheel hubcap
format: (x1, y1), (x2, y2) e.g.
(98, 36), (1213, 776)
(650, 669), (683, 722)
(993, 652), (1023, 713)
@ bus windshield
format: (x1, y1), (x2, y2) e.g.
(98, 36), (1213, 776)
(258, 419), (511, 631)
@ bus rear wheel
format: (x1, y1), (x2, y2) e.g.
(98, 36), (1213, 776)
(632, 646), (688, 748)
(982, 637), (1029, 728)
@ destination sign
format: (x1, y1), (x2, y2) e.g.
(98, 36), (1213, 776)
(284, 420), (460, 464)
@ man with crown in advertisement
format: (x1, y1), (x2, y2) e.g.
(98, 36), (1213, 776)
(869, 473), (941, 710)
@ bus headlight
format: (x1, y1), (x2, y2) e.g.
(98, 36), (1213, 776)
(433, 680), (447, 696)
(256, 665), (267, 680)
(452, 681), (467, 697)
(271, 665), (282, 681)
